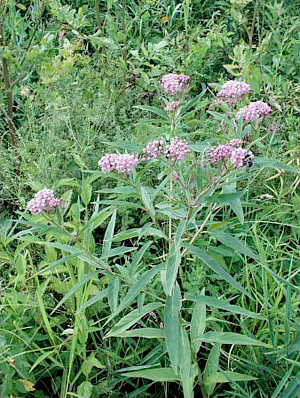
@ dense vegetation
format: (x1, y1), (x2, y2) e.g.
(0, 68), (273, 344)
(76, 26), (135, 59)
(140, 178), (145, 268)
(0, 0), (299, 397)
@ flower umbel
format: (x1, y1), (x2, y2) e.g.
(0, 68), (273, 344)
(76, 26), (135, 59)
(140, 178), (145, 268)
(98, 153), (139, 173)
(229, 138), (243, 148)
(230, 148), (254, 168)
(98, 154), (118, 173)
(236, 101), (273, 122)
(142, 140), (164, 161)
(27, 188), (62, 214)
(164, 137), (190, 161)
(164, 100), (180, 112)
(217, 81), (251, 99)
(161, 73), (191, 96)
(206, 144), (233, 164)
(115, 154), (139, 173)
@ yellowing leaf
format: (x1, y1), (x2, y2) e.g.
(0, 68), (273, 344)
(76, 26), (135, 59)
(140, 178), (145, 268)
(223, 64), (241, 76)
(18, 379), (35, 392)
(17, 3), (27, 10)
(161, 16), (168, 23)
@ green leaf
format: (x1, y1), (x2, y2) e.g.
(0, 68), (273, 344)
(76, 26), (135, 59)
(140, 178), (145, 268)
(102, 210), (116, 258)
(255, 157), (298, 173)
(222, 184), (244, 224)
(77, 381), (93, 398)
(51, 271), (99, 314)
(122, 367), (180, 382)
(106, 263), (164, 323)
(190, 289), (206, 356)
(205, 371), (257, 385)
(101, 141), (143, 151)
(105, 302), (162, 338)
(81, 354), (105, 378)
(99, 187), (137, 195)
(101, 246), (137, 259)
(37, 242), (109, 271)
(209, 230), (259, 260)
(165, 220), (185, 296)
(107, 277), (119, 313)
(278, 371), (300, 398)
(203, 343), (221, 397)
(129, 241), (153, 275)
(133, 105), (169, 120)
(207, 111), (234, 127)
(82, 207), (115, 232)
(165, 284), (181, 373)
(197, 332), (268, 346)
(115, 328), (164, 338)
(184, 244), (251, 299)
(207, 192), (244, 204)
(140, 187), (156, 218)
(271, 365), (294, 398)
(54, 178), (80, 189)
(81, 179), (92, 207)
(113, 226), (166, 242)
(76, 289), (108, 314)
(29, 350), (64, 373)
(187, 295), (264, 319)
(179, 327), (195, 398)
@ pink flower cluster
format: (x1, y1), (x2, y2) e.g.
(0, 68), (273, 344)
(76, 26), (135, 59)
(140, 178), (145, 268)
(236, 101), (272, 122)
(164, 100), (180, 112)
(98, 153), (139, 174)
(207, 144), (233, 164)
(229, 138), (243, 148)
(164, 137), (190, 161)
(206, 139), (252, 169)
(142, 139), (164, 161)
(217, 80), (252, 99)
(27, 188), (62, 214)
(161, 73), (191, 96)
(230, 148), (253, 168)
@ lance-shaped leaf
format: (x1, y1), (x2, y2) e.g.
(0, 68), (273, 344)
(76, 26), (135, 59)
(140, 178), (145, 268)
(208, 230), (259, 260)
(205, 371), (257, 385)
(183, 244), (251, 299)
(195, 332), (268, 347)
(105, 302), (162, 338)
(187, 294), (264, 319)
(164, 220), (186, 296)
(115, 328), (164, 339)
(105, 263), (164, 324)
(122, 367), (180, 382)
(179, 327), (195, 398)
(102, 210), (116, 259)
(190, 288), (206, 356)
(203, 343), (221, 397)
(164, 284), (181, 373)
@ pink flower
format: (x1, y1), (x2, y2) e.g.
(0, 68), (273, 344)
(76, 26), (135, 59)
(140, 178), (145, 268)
(164, 137), (190, 161)
(98, 154), (118, 173)
(115, 154), (139, 173)
(27, 188), (62, 214)
(98, 153), (139, 173)
(229, 139), (243, 148)
(230, 148), (253, 168)
(164, 100), (180, 112)
(161, 73), (191, 96)
(236, 101), (273, 122)
(142, 139), (164, 161)
(206, 144), (233, 164)
(217, 80), (252, 99)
